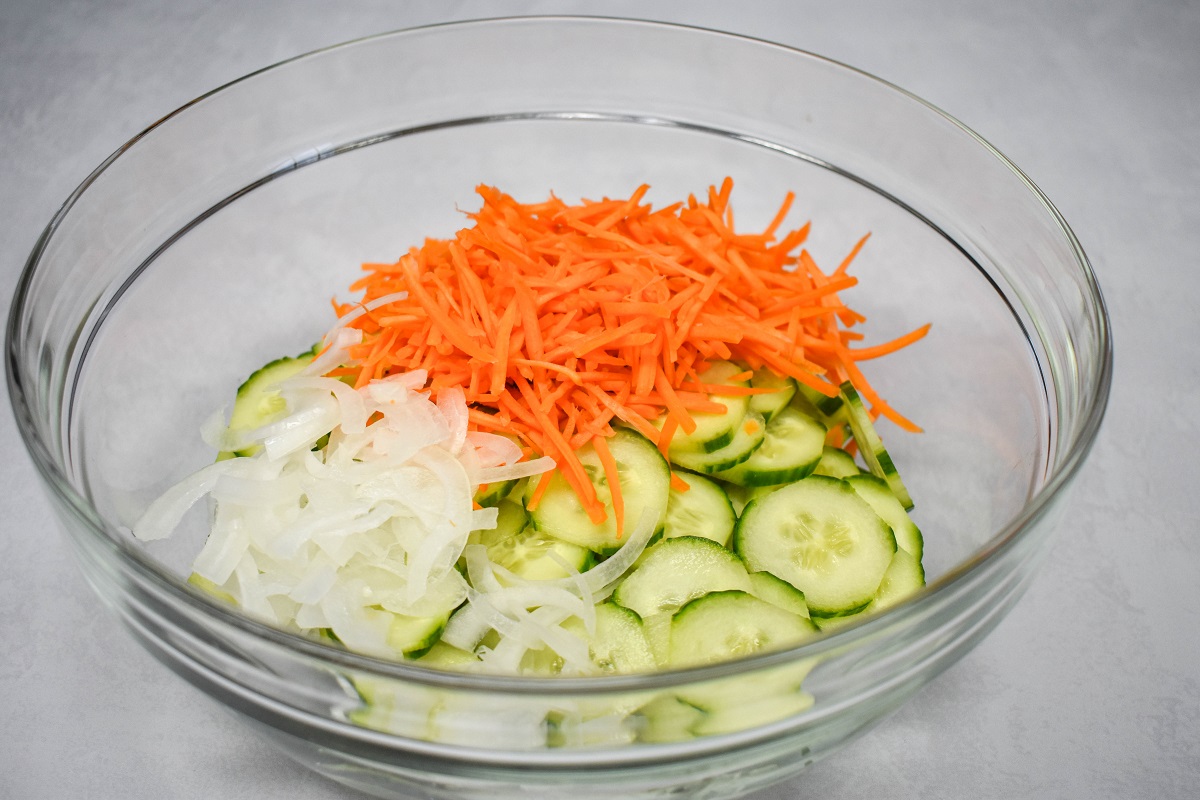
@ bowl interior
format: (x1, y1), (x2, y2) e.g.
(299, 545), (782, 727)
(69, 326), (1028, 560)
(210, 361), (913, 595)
(74, 112), (1045, 586)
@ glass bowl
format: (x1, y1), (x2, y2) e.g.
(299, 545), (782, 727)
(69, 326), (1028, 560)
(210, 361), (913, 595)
(6, 16), (1111, 800)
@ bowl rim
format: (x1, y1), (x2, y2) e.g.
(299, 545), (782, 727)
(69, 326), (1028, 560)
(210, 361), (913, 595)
(5, 15), (1113, 696)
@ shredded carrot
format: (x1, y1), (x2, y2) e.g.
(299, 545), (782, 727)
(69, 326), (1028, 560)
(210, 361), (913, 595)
(332, 180), (926, 521)
(525, 469), (554, 512)
(669, 472), (691, 492)
(591, 434), (624, 539)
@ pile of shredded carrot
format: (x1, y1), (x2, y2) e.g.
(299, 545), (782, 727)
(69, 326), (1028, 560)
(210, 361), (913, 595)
(329, 179), (929, 533)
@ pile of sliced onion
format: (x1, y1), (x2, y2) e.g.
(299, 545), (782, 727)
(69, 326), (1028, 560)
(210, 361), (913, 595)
(130, 340), (663, 669)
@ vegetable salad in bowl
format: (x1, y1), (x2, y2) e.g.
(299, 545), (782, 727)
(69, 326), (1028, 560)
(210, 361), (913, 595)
(134, 179), (930, 738)
(9, 17), (1109, 800)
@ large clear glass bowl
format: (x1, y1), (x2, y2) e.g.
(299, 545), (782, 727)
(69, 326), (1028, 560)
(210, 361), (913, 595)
(6, 17), (1111, 800)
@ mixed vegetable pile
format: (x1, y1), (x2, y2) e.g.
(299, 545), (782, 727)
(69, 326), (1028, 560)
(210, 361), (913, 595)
(135, 179), (928, 704)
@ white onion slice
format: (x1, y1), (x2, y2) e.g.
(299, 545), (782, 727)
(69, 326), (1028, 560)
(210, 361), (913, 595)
(440, 601), (493, 652)
(475, 456), (556, 485)
(282, 376), (369, 435)
(310, 293), (405, 366)
(132, 458), (254, 541)
(260, 393), (340, 461)
(437, 385), (469, 455)
(464, 431), (524, 468)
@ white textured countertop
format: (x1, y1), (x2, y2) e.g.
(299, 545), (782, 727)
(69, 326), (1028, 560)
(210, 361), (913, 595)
(3, 1), (1197, 798)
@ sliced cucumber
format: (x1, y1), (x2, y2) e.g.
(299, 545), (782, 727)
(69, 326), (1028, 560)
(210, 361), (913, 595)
(724, 482), (779, 516)
(414, 641), (480, 671)
(573, 602), (658, 675)
(472, 498), (529, 546)
(492, 526), (594, 582)
(219, 345), (318, 459)
(641, 612), (672, 667)
(746, 570), (810, 618)
(612, 536), (751, 619)
(521, 603), (659, 677)
(347, 677), (440, 738)
(474, 478), (519, 508)
(635, 694), (706, 743)
(519, 645), (565, 676)
(872, 546), (926, 612)
(796, 382), (845, 420)
(747, 368), (797, 423)
(811, 445), (861, 479)
(473, 500), (593, 581)
(841, 382), (914, 510)
(685, 660), (817, 735)
(385, 609), (450, 659)
(712, 406), (826, 487)
(664, 471), (736, 547)
(815, 546), (927, 631)
(661, 361), (751, 454)
(186, 571), (236, 605)
(531, 427), (670, 553)
(670, 412), (767, 474)
(734, 475), (896, 617)
(667, 590), (820, 668)
(845, 473), (924, 559)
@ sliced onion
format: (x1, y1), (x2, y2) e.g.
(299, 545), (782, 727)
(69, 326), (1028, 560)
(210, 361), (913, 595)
(132, 458), (255, 541)
(260, 392), (340, 461)
(287, 553), (339, 605)
(475, 455), (556, 485)
(464, 431), (525, 468)
(437, 385), (469, 455)
(192, 501), (252, 585)
(283, 376), (369, 434)
(469, 506), (500, 532)
(440, 601), (493, 652)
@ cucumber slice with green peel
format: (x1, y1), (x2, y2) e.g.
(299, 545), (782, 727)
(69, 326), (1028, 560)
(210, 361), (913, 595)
(474, 499), (593, 580)
(724, 482), (779, 516)
(518, 645), (565, 676)
(734, 475), (897, 617)
(796, 382), (846, 420)
(218, 345), (318, 459)
(660, 361), (752, 455)
(530, 426), (670, 553)
(845, 473), (924, 559)
(690, 684), (815, 735)
(415, 641), (480, 670)
(674, 655), (817, 735)
(815, 546), (927, 631)
(664, 471), (736, 547)
(474, 478), (519, 508)
(670, 412), (767, 474)
(746, 570), (810, 618)
(747, 368), (797, 423)
(872, 546), (925, 612)
(667, 590), (820, 668)
(811, 445), (861, 479)
(840, 382), (914, 510)
(612, 536), (752, 619)
(471, 498), (529, 546)
(712, 406), (826, 487)
(489, 525), (595, 582)
(572, 602), (658, 675)
(384, 609), (451, 659)
(186, 572), (236, 605)
(635, 694), (706, 743)
(520, 603), (658, 676)
(641, 612), (672, 666)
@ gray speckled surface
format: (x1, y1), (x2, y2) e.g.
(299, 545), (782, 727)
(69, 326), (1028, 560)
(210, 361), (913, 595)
(2, 1), (1197, 798)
